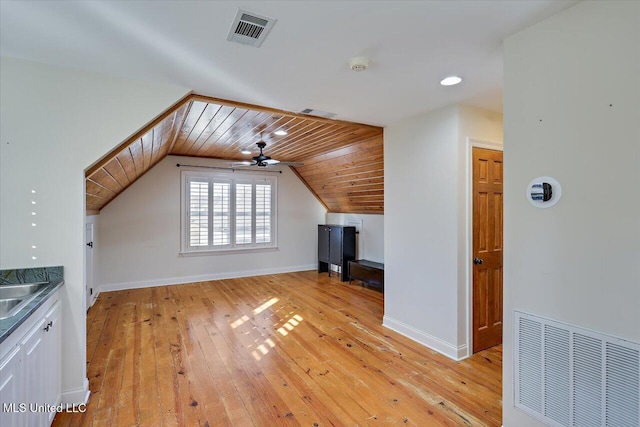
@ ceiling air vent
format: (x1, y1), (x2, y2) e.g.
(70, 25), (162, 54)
(227, 9), (277, 47)
(299, 108), (337, 119)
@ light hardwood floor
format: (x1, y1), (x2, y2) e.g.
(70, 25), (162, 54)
(53, 271), (502, 426)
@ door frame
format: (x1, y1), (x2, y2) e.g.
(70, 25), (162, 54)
(84, 217), (97, 309)
(465, 138), (503, 357)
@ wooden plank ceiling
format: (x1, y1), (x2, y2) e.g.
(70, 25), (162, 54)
(86, 94), (384, 214)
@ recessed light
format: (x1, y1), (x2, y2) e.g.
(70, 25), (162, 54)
(440, 76), (463, 86)
(241, 150), (252, 155)
(274, 130), (287, 136)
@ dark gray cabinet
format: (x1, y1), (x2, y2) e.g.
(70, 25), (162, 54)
(318, 225), (356, 281)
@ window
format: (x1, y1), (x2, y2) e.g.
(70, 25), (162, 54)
(181, 170), (277, 253)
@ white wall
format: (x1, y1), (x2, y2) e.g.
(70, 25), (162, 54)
(503, 2), (640, 426)
(95, 156), (326, 291)
(325, 213), (384, 263)
(384, 104), (502, 360)
(0, 56), (189, 403)
(385, 105), (460, 357)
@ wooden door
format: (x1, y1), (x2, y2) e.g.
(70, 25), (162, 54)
(472, 148), (503, 353)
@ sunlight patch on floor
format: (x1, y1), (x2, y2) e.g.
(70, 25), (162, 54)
(231, 297), (279, 329)
(277, 314), (304, 336)
(231, 315), (249, 329)
(253, 297), (279, 315)
(253, 314), (305, 361)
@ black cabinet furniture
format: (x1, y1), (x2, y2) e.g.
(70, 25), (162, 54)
(348, 260), (384, 291)
(318, 225), (356, 282)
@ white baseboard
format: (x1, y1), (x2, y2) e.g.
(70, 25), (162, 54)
(61, 377), (90, 405)
(383, 315), (468, 361)
(98, 264), (317, 293)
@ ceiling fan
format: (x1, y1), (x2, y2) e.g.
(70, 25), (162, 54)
(231, 139), (303, 168)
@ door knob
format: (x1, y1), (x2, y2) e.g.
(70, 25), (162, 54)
(87, 242), (93, 248)
(473, 258), (483, 265)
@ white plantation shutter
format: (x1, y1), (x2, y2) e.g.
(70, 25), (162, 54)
(212, 182), (231, 246)
(255, 184), (271, 243)
(182, 171), (276, 252)
(235, 183), (252, 244)
(188, 180), (209, 247)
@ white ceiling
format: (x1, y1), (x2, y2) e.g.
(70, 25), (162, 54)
(0, 1), (578, 126)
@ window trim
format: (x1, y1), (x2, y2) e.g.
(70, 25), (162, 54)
(180, 169), (277, 255)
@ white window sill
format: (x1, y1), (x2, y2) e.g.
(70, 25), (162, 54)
(179, 246), (279, 257)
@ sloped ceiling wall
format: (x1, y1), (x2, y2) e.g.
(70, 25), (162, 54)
(85, 94), (384, 214)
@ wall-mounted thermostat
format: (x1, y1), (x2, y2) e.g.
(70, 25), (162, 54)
(527, 176), (561, 208)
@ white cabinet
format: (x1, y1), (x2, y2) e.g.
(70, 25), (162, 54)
(0, 291), (61, 427)
(0, 346), (23, 427)
(43, 301), (61, 425)
(21, 316), (48, 427)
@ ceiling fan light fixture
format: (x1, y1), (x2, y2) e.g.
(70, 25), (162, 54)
(440, 75), (463, 86)
(274, 129), (287, 136)
(230, 140), (303, 168)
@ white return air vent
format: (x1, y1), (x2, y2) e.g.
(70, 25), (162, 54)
(226, 9), (277, 47)
(515, 311), (640, 426)
(299, 108), (337, 119)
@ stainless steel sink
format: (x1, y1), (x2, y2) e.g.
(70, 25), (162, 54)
(0, 297), (25, 314)
(0, 282), (49, 299)
(0, 282), (49, 320)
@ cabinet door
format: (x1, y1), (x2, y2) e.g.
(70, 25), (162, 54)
(329, 227), (343, 265)
(0, 346), (23, 427)
(318, 226), (330, 263)
(44, 301), (62, 424)
(21, 318), (48, 427)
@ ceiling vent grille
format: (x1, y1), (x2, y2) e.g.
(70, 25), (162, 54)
(227, 9), (276, 47)
(299, 108), (337, 119)
(514, 311), (640, 427)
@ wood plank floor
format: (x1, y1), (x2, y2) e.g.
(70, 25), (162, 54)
(53, 271), (502, 427)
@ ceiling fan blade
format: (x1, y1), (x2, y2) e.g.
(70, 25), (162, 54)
(278, 161), (305, 166)
(230, 161), (254, 167)
(263, 159), (280, 165)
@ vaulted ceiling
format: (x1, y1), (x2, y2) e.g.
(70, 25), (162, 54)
(85, 94), (383, 214)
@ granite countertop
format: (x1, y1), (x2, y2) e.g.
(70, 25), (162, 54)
(0, 266), (64, 344)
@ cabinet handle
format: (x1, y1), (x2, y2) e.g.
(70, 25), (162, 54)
(44, 321), (53, 332)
